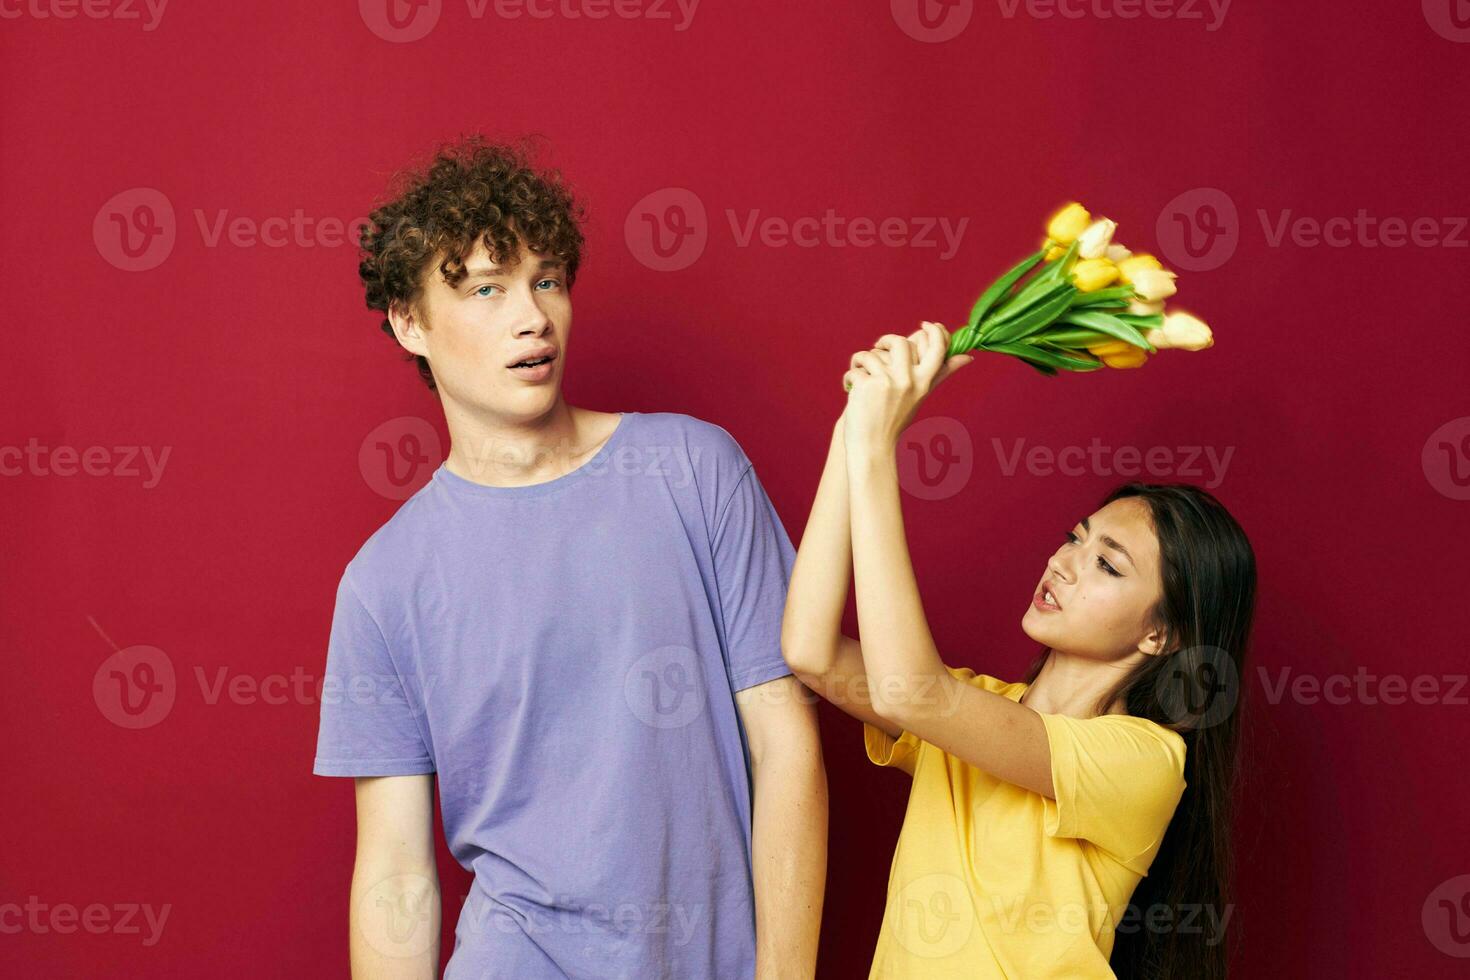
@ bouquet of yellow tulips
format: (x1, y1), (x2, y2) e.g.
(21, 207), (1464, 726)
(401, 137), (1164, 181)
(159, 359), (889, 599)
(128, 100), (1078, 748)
(945, 202), (1214, 374)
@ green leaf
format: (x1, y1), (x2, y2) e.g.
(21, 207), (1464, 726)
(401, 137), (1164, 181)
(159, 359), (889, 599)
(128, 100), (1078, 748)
(984, 284), (1078, 345)
(989, 260), (1061, 319)
(1038, 327), (1117, 348)
(986, 279), (1072, 329)
(1034, 344), (1106, 370)
(1056, 310), (1155, 352)
(982, 340), (1099, 375)
(1070, 286), (1134, 308)
(1116, 313), (1165, 330)
(967, 247), (1047, 329)
(1031, 240), (1080, 289)
(948, 323), (980, 356)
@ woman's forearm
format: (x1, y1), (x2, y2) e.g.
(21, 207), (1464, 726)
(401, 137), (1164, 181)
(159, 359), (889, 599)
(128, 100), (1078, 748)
(781, 416), (855, 674)
(845, 444), (947, 714)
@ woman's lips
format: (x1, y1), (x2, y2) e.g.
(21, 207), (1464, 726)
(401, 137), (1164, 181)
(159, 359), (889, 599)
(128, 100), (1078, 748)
(1033, 589), (1061, 612)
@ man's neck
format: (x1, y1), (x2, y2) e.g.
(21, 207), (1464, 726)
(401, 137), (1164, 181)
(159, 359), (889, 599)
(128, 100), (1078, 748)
(442, 398), (607, 488)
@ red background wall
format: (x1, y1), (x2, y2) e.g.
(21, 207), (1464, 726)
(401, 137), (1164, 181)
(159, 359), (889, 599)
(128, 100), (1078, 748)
(4, 1), (1468, 976)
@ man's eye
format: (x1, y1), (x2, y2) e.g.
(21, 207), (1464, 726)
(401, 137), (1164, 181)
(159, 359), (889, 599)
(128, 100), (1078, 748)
(536, 278), (561, 290)
(474, 284), (499, 297)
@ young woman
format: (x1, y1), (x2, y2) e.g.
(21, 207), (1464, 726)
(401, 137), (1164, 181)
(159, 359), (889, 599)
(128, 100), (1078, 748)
(782, 321), (1256, 979)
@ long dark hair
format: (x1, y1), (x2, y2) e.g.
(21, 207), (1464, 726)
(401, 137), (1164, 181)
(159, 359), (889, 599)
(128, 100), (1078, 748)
(1021, 482), (1256, 979)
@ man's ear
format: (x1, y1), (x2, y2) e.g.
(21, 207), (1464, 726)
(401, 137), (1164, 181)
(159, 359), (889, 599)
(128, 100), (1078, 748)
(387, 299), (429, 357)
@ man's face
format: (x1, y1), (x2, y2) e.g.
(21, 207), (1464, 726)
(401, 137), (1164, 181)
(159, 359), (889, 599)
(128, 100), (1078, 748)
(396, 235), (571, 422)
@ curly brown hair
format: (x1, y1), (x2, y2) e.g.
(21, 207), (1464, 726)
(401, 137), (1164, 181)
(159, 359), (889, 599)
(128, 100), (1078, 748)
(356, 134), (588, 391)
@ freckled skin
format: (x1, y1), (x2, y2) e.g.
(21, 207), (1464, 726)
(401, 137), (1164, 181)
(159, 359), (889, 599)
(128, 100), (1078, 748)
(1022, 497), (1167, 663)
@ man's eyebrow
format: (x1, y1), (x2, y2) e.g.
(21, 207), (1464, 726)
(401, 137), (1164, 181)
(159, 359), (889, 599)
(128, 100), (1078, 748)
(1078, 516), (1136, 567)
(463, 258), (565, 277)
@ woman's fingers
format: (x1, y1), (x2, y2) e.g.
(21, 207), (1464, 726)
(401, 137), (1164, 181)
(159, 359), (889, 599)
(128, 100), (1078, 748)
(844, 349), (886, 391)
(916, 322), (947, 380)
(872, 334), (914, 380)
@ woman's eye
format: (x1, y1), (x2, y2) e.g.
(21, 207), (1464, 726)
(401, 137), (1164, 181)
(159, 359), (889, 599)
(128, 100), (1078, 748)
(1064, 531), (1078, 544)
(1095, 555), (1121, 577)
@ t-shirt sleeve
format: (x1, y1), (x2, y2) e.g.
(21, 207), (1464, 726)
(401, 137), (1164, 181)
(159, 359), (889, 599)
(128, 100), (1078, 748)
(710, 461), (797, 692)
(861, 667), (1007, 778)
(1038, 712), (1187, 875)
(312, 571), (436, 777)
(863, 723), (921, 777)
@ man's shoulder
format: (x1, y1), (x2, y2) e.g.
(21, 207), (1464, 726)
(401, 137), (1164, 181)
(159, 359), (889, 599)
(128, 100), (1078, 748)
(336, 489), (438, 604)
(631, 411), (751, 469)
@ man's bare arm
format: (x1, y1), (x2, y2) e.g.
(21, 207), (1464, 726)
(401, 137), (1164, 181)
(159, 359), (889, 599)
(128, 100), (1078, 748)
(736, 674), (827, 980)
(349, 774), (441, 979)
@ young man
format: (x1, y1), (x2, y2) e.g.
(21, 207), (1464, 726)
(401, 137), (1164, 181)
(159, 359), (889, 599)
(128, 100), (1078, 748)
(313, 136), (827, 979)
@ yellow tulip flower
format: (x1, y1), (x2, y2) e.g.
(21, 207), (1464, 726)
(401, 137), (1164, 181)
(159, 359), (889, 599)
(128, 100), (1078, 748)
(1046, 203), (1091, 245)
(1116, 253), (1164, 285)
(1101, 349), (1149, 369)
(1077, 219), (1118, 260)
(1071, 258), (1119, 292)
(1146, 311), (1215, 351)
(1130, 268), (1179, 302)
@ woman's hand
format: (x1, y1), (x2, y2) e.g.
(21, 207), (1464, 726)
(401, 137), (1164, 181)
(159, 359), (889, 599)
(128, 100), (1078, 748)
(841, 321), (974, 457)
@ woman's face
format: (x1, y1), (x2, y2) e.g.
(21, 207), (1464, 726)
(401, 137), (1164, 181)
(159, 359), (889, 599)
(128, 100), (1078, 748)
(1022, 497), (1170, 661)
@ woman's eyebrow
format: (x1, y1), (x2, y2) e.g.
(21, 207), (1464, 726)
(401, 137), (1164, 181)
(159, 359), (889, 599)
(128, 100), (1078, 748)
(1078, 517), (1135, 566)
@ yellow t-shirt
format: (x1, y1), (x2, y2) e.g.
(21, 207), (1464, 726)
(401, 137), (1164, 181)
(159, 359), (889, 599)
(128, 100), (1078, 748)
(862, 667), (1187, 979)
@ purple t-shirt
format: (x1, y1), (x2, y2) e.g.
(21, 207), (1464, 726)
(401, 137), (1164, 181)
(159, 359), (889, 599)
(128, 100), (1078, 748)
(313, 411), (796, 979)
